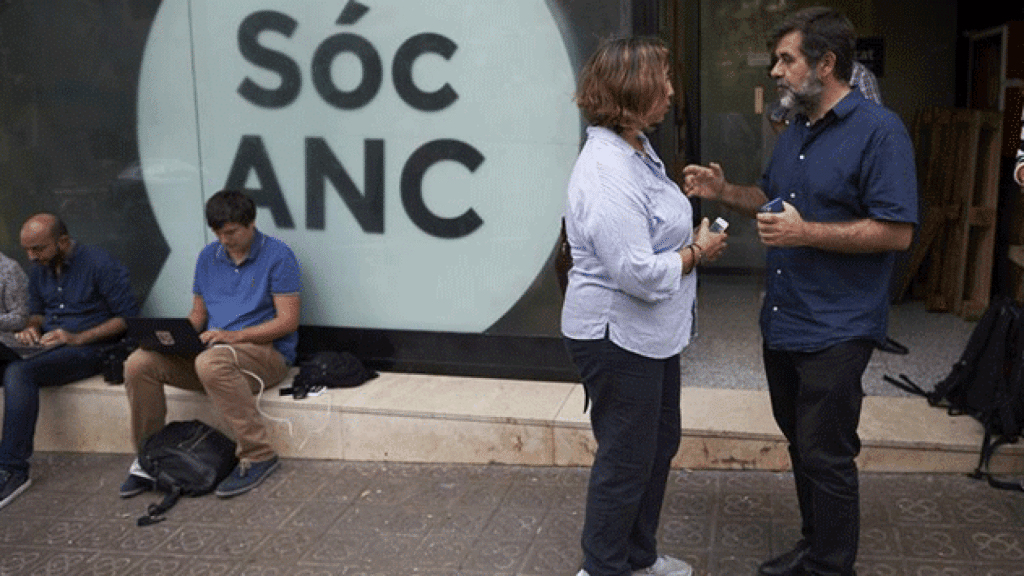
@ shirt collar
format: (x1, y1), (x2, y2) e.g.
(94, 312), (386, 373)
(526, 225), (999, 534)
(831, 89), (863, 119)
(216, 228), (264, 265)
(62, 240), (78, 265)
(42, 240), (77, 276)
(587, 125), (651, 156)
(796, 90), (863, 128)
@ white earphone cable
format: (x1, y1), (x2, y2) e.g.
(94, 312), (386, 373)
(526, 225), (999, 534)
(212, 343), (333, 450)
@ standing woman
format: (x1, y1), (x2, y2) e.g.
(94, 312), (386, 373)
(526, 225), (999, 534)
(562, 37), (727, 576)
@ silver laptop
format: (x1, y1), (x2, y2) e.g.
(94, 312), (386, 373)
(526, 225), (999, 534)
(0, 331), (64, 362)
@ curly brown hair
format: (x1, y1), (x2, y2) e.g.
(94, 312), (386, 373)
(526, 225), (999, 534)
(574, 37), (670, 134)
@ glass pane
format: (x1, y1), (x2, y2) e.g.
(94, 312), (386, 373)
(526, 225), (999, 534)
(699, 0), (793, 270)
(0, 1), (165, 306)
(0, 0), (625, 339)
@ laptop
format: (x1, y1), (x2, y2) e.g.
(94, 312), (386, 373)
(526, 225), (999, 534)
(0, 331), (64, 362)
(126, 317), (206, 356)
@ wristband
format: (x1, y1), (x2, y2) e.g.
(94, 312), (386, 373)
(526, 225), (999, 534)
(685, 245), (699, 273)
(691, 243), (704, 265)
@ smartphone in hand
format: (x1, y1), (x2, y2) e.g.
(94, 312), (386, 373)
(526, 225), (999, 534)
(760, 198), (784, 213)
(709, 217), (729, 233)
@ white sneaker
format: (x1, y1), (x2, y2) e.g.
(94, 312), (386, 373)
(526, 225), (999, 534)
(128, 458), (155, 481)
(632, 555), (694, 576)
(577, 571), (589, 576)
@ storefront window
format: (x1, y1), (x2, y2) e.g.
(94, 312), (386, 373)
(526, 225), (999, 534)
(0, 0), (626, 349)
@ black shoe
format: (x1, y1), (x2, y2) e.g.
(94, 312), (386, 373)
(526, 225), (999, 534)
(758, 540), (810, 576)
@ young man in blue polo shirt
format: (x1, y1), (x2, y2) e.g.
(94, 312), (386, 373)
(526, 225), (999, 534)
(0, 213), (138, 509)
(683, 7), (917, 576)
(120, 190), (301, 498)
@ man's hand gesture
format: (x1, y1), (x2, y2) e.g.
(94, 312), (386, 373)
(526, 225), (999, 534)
(682, 162), (726, 200)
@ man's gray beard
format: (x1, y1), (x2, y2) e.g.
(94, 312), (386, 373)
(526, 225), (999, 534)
(780, 70), (823, 117)
(779, 89), (798, 110)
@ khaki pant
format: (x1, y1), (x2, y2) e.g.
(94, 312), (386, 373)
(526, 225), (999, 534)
(124, 344), (290, 462)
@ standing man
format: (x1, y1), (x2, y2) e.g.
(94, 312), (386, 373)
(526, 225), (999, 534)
(120, 190), (300, 499)
(0, 213), (138, 509)
(684, 7), (917, 576)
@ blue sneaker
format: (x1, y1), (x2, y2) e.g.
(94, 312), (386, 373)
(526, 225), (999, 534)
(0, 468), (31, 510)
(214, 456), (279, 498)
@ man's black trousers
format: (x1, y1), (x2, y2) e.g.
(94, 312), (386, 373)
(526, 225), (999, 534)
(764, 339), (874, 576)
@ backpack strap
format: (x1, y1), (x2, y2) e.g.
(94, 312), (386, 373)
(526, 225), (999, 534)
(882, 374), (930, 398)
(136, 486), (182, 527)
(877, 337), (909, 355)
(971, 429), (997, 480)
(969, 432), (1024, 492)
(556, 217), (571, 295)
(986, 474), (1024, 492)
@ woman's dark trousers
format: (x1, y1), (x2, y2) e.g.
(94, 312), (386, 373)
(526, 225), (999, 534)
(566, 336), (682, 576)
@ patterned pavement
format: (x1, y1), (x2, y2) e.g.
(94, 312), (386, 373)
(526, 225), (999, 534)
(2, 452), (1024, 575)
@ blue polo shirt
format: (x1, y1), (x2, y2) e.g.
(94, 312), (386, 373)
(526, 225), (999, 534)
(28, 243), (139, 336)
(193, 229), (301, 364)
(759, 91), (918, 352)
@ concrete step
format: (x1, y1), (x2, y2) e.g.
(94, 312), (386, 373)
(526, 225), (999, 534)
(19, 371), (1024, 475)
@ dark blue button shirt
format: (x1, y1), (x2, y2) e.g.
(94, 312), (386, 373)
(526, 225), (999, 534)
(758, 91), (918, 352)
(28, 243), (139, 335)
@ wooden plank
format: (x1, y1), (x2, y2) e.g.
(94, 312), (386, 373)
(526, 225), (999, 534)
(925, 110), (973, 312)
(945, 110), (982, 313)
(899, 107), (955, 306)
(955, 110), (1002, 319)
(894, 209), (942, 300)
(900, 107), (1003, 318)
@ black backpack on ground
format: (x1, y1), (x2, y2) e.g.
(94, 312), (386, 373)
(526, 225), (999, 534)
(136, 419), (238, 526)
(885, 296), (1024, 490)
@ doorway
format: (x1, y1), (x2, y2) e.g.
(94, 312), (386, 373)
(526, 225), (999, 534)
(659, 0), (796, 273)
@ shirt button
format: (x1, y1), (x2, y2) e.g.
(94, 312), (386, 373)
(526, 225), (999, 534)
(776, 269), (782, 275)
(772, 306), (779, 312)
(798, 154), (805, 160)
(789, 193), (797, 199)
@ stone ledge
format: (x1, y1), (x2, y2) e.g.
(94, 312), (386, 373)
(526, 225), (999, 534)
(12, 371), (1022, 474)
